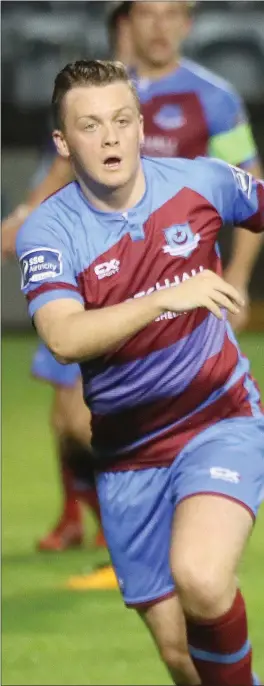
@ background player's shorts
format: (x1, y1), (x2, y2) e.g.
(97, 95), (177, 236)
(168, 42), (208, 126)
(96, 416), (264, 608)
(31, 343), (80, 387)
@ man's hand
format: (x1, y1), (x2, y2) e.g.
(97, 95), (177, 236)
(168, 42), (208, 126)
(155, 269), (244, 320)
(2, 205), (30, 260)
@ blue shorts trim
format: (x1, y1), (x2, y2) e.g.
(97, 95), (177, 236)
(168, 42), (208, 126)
(31, 343), (80, 387)
(96, 417), (264, 607)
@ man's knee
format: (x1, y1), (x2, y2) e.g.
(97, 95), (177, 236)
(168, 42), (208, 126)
(51, 385), (91, 445)
(172, 558), (234, 618)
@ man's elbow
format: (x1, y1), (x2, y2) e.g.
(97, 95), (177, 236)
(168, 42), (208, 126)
(46, 334), (77, 364)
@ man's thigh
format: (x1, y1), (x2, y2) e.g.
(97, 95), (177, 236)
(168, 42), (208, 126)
(170, 417), (264, 583)
(96, 467), (175, 607)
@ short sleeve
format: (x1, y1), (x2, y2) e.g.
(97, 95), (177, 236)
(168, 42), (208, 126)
(207, 87), (258, 168)
(197, 158), (264, 231)
(16, 205), (84, 318)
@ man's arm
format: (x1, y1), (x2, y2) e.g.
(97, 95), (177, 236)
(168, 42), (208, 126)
(225, 159), (263, 290)
(34, 272), (244, 364)
(2, 156), (73, 259)
(208, 86), (263, 329)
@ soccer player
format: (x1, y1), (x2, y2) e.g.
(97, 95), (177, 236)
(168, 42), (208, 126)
(16, 60), (264, 686)
(4, 0), (264, 553)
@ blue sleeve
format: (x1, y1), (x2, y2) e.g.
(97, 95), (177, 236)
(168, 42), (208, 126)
(198, 158), (264, 231)
(207, 86), (246, 135)
(16, 205), (84, 318)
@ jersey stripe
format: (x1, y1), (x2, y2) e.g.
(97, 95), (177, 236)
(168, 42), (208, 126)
(26, 281), (80, 303)
(83, 312), (226, 414)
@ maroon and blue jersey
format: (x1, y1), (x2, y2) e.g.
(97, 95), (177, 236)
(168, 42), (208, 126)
(135, 58), (258, 167)
(16, 156), (264, 470)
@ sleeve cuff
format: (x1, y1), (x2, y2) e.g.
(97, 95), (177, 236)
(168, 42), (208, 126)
(28, 288), (84, 318)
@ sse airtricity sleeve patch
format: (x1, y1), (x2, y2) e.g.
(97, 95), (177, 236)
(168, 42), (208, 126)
(16, 205), (84, 318)
(20, 248), (62, 289)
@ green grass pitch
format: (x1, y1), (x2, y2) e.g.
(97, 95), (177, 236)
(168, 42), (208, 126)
(2, 333), (264, 685)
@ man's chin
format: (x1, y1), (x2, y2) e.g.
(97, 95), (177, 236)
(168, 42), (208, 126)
(147, 50), (174, 68)
(101, 170), (129, 190)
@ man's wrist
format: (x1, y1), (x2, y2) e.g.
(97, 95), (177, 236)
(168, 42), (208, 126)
(150, 289), (167, 317)
(224, 266), (250, 293)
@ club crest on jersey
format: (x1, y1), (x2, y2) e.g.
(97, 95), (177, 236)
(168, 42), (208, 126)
(163, 223), (200, 258)
(153, 104), (186, 131)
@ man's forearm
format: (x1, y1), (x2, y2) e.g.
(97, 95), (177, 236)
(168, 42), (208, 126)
(226, 227), (263, 289)
(46, 293), (164, 363)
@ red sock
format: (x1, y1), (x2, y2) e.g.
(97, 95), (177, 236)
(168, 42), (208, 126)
(186, 590), (253, 686)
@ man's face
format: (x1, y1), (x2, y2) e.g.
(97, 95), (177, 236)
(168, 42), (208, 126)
(53, 82), (144, 190)
(129, 1), (191, 68)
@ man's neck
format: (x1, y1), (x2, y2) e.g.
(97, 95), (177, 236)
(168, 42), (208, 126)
(135, 56), (180, 82)
(77, 162), (146, 214)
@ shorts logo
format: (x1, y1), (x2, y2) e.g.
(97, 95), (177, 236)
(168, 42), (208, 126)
(94, 259), (120, 280)
(20, 248), (62, 289)
(163, 223), (200, 258)
(210, 467), (240, 484)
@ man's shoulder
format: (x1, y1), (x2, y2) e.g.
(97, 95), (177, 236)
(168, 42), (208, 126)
(17, 182), (91, 241)
(143, 155), (232, 220)
(16, 182), (86, 257)
(181, 58), (240, 105)
(144, 154), (227, 182)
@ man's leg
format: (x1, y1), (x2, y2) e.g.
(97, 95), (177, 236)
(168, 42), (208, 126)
(39, 379), (106, 551)
(139, 596), (200, 685)
(96, 467), (199, 685)
(169, 417), (264, 686)
(31, 344), (105, 551)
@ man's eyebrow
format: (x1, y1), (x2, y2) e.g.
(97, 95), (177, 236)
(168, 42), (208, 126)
(77, 107), (134, 122)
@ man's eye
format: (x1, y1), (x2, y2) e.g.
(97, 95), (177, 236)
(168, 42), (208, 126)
(118, 118), (129, 126)
(84, 123), (97, 131)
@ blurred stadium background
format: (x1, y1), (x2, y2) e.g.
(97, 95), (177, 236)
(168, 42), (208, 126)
(2, 2), (264, 685)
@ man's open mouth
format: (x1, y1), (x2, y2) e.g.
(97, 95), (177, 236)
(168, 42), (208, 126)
(103, 156), (122, 169)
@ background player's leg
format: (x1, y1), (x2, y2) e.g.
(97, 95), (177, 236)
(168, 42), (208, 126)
(139, 595), (201, 685)
(170, 495), (254, 686)
(38, 379), (105, 551)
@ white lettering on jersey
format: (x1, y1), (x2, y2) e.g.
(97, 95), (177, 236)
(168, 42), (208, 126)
(210, 467), (240, 484)
(143, 135), (178, 157)
(94, 259), (120, 280)
(126, 266), (204, 321)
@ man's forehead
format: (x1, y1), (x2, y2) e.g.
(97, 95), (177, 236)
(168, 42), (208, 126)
(132, 0), (191, 13)
(65, 83), (135, 115)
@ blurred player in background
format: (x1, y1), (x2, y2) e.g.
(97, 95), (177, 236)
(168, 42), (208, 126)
(2, 0), (263, 555)
(16, 60), (264, 686)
